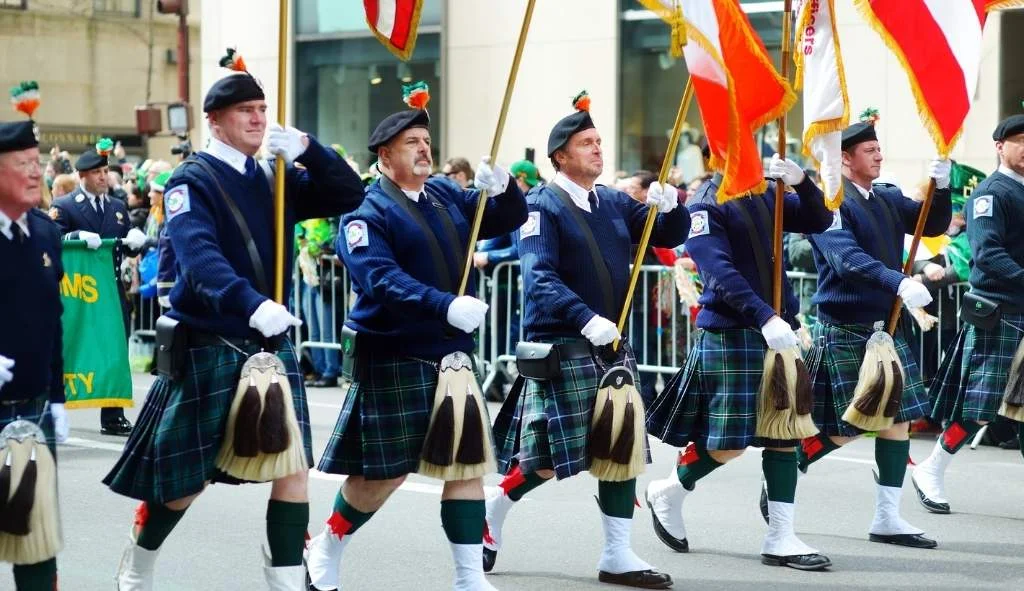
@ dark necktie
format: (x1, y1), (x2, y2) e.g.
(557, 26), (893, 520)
(11, 222), (24, 243)
(94, 197), (104, 215)
(588, 190), (598, 210)
(244, 157), (258, 180)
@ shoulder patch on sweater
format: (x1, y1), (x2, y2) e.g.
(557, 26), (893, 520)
(973, 194), (993, 219)
(520, 211), (541, 238)
(826, 211), (843, 231)
(688, 210), (709, 238)
(165, 185), (191, 221)
(345, 220), (369, 253)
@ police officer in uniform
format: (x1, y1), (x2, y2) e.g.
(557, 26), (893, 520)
(485, 95), (686, 589)
(50, 146), (147, 435)
(644, 156), (834, 570)
(0, 118), (69, 589)
(795, 119), (951, 548)
(305, 90), (526, 591)
(103, 62), (364, 590)
(914, 114), (1024, 512)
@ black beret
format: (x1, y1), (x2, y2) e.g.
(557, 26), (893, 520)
(203, 73), (265, 113)
(75, 149), (108, 172)
(367, 109), (430, 153)
(547, 110), (595, 157)
(992, 114), (1024, 141)
(841, 122), (878, 151)
(0, 120), (38, 153)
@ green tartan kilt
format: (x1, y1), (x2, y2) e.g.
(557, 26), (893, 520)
(494, 338), (650, 481)
(929, 314), (1024, 423)
(318, 352), (494, 480)
(0, 396), (56, 458)
(103, 338), (313, 503)
(646, 328), (796, 451)
(811, 321), (929, 436)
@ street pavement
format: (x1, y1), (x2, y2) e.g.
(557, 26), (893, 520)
(46, 373), (1024, 590)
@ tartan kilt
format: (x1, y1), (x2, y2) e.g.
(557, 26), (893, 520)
(646, 328), (795, 451)
(811, 321), (928, 436)
(0, 396), (55, 458)
(318, 352), (494, 480)
(929, 314), (1024, 423)
(103, 338), (312, 503)
(495, 338), (650, 481)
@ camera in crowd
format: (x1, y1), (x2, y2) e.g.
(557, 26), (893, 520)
(170, 134), (192, 159)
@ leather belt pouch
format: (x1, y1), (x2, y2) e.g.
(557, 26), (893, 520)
(961, 292), (1001, 331)
(515, 342), (562, 380)
(155, 315), (187, 381)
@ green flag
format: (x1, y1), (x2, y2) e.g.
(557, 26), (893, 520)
(60, 240), (133, 409)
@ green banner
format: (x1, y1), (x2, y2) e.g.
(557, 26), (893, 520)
(60, 240), (133, 409)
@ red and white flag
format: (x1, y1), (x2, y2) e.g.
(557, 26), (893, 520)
(795, 0), (848, 210)
(364, 0), (423, 61)
(855, 0), (1016, 156)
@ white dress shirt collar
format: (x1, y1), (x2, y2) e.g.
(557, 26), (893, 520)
(850, 180), (872, 200)
(998, 165), (1024, 187)
(0, 210), (30, 240)
(205, 137), (250, 175)
(401, 188), (423, 202)
(553, 173), (598, 212)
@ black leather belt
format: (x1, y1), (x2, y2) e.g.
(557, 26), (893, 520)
(187, 330), (284, 350)
(554, 339), (593, 360)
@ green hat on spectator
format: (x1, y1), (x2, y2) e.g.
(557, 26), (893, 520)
(949, 161), (986, 211)
(151, 171), (172, 193)
(509, 159), (539, 188)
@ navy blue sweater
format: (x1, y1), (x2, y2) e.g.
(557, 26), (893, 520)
(0, 210), (64, 403)
(341, 176), (527, 358)
(517, 183), (689, 341)
(686, 176), (833, 330)
(810, 177), (951, 325)
(164, 138), (364, 337)
(965, 170), (1024, 308)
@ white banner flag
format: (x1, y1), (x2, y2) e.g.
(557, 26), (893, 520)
(795, 0), (848, 210)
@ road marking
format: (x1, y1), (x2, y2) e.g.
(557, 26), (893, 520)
(309, 470), (507, 498)
(63, 437), (127, 452)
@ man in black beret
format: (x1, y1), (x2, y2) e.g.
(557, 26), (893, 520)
(0, 115), (68, 589)
(914, 113), (1024, 514)
(106, 51), (365, 590)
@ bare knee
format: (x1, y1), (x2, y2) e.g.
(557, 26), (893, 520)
(345, 474), (407, 507)
(442, 477), (484, 501)
(164, 490), (203, 512)
(271, 469), (309, 502)
(708, 449), (744, 464)
(877, 422), (910, 440)
(534, 469), (555, 480)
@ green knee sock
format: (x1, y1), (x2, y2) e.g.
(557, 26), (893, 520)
(266, 500), (309, 567)
(676, 443), (723, 490)
(598, 479), (636, 519)
(875, 438), (910, 488)
(762, 450), (798, 504)
(797, 433), (841, 472)
(499, 465), (549, 501)
(938, 420), (983, 454)
(440, 499), (485, 544)
(327, 489), (375, 538)
(135, 502), (188, 551)
(12, 558), (56, 591)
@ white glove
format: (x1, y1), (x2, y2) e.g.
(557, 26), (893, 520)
(927, 158), (952, 190)
(50, 403), (69, 444)
(446, 296), (489, 333)
(79, 231), (102, 250)
(581, 315), (620, 347)
(473, 156), (510, 195)
(123, 227), (147, 250)
(158, 295), (171, 309)
(248, 300), (303, 337)
(761, 316), (800, 351)
(266, 123), (308, 163)
(898, 278), (933, 309)
(646, 182), (679, 213)
(0, 355), (13, 390)
(767, 153), (806, 186)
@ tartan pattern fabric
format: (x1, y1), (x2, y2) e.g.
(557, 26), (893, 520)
(929, 314), (1024, 423)
(646, 328), (794, 451)
(0, 396), (55, 457)
(811, 322), (929, 436)
(103, 339), (312, 503)
(318, 353), (493, 480)
(496, 339), (648, 480)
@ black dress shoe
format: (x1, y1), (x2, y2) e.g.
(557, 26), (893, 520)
(759, 481), (769, 525)
(101, 415), (133, 436)
(482, 547), (497, 572)
(304, 375), (322, 387)
(761, 553), (832, 571)
(868, 532), (937, 549)
(645, 493), (688, 553)
(910, 474), (951, 514)
(310, 376), (338, 388)
(597, 569), (673, 589)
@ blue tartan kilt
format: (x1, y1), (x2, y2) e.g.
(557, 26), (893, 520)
(493, 338), (650, 480)
(811, 321), (929, 436)
(103, 338), (312, 503)
(0, 396), (55, 458)
(646, 328), (797, 451)
(318, 351), (494, 480)
(929, 314), (1024, 423)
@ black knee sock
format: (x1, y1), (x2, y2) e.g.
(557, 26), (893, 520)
(266, 500), (309, 567)
(135, 502), (188, 551)
(12, 558), (56, 591)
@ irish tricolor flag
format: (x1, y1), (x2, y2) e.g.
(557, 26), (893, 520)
(364, 0), (423, 61)
(855, 0), (1022, 157)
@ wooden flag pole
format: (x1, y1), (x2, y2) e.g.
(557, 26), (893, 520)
(886, 178), (937, 334)
(456, 0), (537, 296)
(772, 0), (793, 313)
(273, 0), (289, 304)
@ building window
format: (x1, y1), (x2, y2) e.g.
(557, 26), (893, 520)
(93, 0), (140, 17)
(0, 0), (27, 9)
